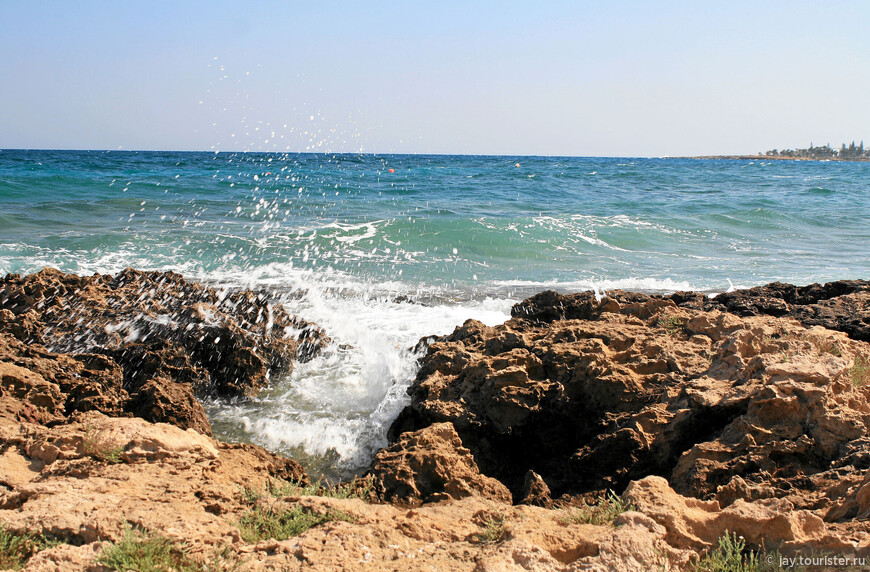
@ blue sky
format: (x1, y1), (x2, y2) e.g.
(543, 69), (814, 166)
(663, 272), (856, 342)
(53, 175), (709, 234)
(2, 1), (868, 156)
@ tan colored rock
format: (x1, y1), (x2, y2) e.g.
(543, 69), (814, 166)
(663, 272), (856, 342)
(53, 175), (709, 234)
(394, 292), (870, 513)
(371, 422), (512, 505)
(568, 511), (692, 571)
(4, 275), (870, 569)
(22, 541), (106, 572)
(622, 476), (850, 554)
(0, 413), (305, 552)
(0, 361), (64, 425)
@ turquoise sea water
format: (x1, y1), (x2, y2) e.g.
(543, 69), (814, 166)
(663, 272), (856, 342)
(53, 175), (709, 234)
(2, 149), (869, 478)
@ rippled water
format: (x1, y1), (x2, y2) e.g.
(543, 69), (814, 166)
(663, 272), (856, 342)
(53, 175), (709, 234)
(2, 149), (868, 478)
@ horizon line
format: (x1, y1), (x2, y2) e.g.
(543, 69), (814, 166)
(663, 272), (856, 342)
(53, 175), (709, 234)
(0, 147), (756, 160)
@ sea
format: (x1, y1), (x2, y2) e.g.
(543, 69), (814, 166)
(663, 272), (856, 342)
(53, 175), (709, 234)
(1, 149), (868, 479)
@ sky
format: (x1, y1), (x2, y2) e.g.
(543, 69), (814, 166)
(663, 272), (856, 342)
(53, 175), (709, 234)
(1, 1), (869, 157)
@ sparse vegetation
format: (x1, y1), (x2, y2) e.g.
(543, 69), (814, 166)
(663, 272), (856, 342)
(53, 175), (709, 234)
(0, 526), (58, 570)
(692, 532), (786, 572)
(242, 476), (373, 504)
(237, 504), (354, 543)
(99, 527), (199, 572)
(473, 512), (507, 544)
(849, 356), (870, 387)
(814, 339), (842, 357)
(656, 314), (686, 335)
(205, 544), (245, 571)
(558, 490), (634, 526)
(237, 476), (362, 543)
(82, 423), (125, 464)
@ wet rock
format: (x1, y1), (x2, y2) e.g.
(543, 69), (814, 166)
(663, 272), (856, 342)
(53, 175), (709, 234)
(513, 279), (870, 344)
(0, 267), (329, 398)
(4, 271), (870, 569)
(700, 279), (870, 342)
(0, 332), (211, 434)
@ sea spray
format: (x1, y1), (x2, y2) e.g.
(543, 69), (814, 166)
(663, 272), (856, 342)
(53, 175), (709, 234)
(204, 272), (513, 480)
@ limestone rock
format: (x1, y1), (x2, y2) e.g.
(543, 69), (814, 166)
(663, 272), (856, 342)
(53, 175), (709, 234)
(622, 476), (859, 555)
(370, 422), (512, 505)
(0, 332), (211, 434)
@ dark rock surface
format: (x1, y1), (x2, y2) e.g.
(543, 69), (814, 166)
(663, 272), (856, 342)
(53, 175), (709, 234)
(389, 282), (870, 536)
(512, 279), (870, 343)
(0, 268), (328, 398)
(0, 268), (330, 434)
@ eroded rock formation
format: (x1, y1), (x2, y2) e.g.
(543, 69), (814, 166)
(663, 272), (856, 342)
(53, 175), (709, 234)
(369, 422), (512, 505)
(387, 284), (870, 560)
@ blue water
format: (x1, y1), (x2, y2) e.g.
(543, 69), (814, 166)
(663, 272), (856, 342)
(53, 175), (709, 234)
(2, 149), (869, 478)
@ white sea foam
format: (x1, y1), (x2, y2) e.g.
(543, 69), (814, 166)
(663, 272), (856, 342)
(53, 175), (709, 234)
(203, 263), (513, 479)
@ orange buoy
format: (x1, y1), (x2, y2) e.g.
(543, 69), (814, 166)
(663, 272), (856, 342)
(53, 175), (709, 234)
(388, 168), (395, 173)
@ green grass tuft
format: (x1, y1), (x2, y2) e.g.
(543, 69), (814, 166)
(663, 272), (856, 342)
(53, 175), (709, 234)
(558, 490), (635, 526)
(82, 423), (125, 464)
(692, 532), (786, 572)
(656, 314), (687, 336)
(98, 527), (198, 572)
(0, 526), (58, 570)
(473, 512), (507, 545)
(237, 504), (355, 543)
(243, 476), (374, 504)
(98, 527), (200, 572)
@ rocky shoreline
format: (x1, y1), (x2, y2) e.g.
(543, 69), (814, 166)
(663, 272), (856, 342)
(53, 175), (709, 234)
(1, 269), (869, 570)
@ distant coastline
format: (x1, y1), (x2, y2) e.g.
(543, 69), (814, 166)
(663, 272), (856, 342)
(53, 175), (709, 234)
(683, 154), (870, 162)
(682, 140), (870, 162)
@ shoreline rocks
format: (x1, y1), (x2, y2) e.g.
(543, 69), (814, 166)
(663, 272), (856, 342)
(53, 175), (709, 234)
(2, 268), (870, 569)
(0, 268), (329, 435)
(0, 267), (329, 398)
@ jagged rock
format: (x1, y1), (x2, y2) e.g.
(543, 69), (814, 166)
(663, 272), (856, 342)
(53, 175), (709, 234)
(704, 280), (870, 343)
(0, 332), (212, 435)
(370, 422), (512, 505)
(0, 407), (701, 571)
(0, 267), (332, 434)
(127, 376), (211, 435)
(0, 361), (65, 426)
(510, 280), (870, 343)
(392, 291), (870, 523)
(0, 268), (329, 398)
(520, 470), (552, 507)
(0, 412), (306, 557)
(4, 269), (870, 569)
